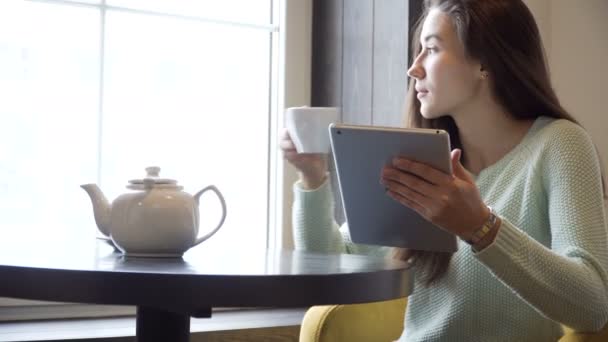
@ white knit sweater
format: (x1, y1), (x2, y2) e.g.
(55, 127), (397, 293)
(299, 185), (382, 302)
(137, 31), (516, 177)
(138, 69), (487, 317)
(292, 117), (608, 341)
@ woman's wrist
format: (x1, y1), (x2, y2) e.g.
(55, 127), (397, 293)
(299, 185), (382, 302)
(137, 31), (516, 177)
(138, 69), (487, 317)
(472, 216), (501, 252)
(463, 206), (501, 249)
(299, 171), (327, 190)
(460, 206), (491, 242)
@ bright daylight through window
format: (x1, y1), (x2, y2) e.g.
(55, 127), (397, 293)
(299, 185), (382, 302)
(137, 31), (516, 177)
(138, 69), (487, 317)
(0, 0), (276, 263)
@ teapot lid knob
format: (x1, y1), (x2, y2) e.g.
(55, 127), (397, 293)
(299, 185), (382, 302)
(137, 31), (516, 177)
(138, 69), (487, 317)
(127, 166), (180, 190)
(145, 166), (161, 178)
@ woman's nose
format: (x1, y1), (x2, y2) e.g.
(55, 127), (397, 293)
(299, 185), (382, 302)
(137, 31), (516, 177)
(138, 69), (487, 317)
(407, 52), (425, 79)
(407, 62), (425, 80)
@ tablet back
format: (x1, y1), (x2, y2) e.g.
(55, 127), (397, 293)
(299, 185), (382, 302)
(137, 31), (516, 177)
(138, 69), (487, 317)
(329, 124), (458, 252)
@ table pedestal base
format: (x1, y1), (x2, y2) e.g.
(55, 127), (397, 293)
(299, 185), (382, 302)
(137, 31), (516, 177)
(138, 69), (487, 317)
(136, 306), (190, 342)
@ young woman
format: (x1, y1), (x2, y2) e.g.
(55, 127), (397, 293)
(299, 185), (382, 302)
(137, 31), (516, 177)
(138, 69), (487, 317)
(280, 0), (608, 340)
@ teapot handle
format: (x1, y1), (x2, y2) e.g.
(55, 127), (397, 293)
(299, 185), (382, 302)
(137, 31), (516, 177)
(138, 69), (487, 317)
(192, 185), (227, 246)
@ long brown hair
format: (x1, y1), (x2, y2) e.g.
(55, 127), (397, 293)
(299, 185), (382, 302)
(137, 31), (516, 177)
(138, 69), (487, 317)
(395, 0), (607, 286)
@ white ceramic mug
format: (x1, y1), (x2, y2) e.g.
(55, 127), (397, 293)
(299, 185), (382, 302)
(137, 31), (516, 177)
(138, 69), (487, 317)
(285, 106), (340, 153)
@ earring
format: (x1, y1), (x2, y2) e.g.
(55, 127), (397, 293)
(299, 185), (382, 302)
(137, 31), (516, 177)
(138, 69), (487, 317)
(481, 71), (489, 80)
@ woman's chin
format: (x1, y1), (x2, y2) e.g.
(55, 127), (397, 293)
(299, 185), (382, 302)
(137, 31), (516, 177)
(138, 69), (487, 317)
(420, 107), (443, 120)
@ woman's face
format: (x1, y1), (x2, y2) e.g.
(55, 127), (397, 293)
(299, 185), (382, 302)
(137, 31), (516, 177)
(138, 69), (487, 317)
(407, 9), (483, 119)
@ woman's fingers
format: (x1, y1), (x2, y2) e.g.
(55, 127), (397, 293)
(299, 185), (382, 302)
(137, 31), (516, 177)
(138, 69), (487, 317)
(383, 179), (432, 208)
(381, 167), (442, 199)
(386, 188), (428, 219)
(283, 150), (299, 160)
(279, 137), (297, 152)
(280, 127), (291, 140)
(380, 156), (488, 238)
(279, 128), (298, 152)
(391, 157), (453, 186)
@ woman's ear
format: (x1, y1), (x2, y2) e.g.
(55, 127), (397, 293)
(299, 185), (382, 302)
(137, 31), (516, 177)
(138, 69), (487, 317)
(471, 60), (488, 81)
(479, 66), (489, 80)
(481, 71), (489, 79)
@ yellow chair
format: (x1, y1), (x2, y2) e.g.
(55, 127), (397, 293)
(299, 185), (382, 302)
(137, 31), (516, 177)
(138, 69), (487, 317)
(300, 298), (608, 342)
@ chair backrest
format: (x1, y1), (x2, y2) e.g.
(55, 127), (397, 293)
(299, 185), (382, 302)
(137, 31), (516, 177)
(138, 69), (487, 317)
(559, 325), (608, 342)
(300, 299), (406, 342)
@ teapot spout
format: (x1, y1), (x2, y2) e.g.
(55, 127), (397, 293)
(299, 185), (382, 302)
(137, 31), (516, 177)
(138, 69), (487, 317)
(80, 184), (111, 237)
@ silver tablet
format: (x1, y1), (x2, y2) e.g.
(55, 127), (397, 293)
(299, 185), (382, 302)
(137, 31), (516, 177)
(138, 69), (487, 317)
(329, 123), (458, 252)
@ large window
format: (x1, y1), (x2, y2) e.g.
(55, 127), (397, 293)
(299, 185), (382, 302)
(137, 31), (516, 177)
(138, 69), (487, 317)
(0, 0), (276, 257)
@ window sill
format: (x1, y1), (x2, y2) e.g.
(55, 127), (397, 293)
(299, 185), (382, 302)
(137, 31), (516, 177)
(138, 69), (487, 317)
(0, 307), (306, 341)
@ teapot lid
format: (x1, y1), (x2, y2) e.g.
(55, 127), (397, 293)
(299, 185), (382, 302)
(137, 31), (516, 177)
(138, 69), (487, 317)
(127, 166), (182, 190)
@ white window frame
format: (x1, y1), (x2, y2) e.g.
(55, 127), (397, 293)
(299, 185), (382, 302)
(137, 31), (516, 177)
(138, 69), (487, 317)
(0, 0), (311, 321)
(269, 0), (312, 252)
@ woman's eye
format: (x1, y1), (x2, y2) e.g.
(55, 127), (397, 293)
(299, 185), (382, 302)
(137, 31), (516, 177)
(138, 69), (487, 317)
(426, 47), (437, 54)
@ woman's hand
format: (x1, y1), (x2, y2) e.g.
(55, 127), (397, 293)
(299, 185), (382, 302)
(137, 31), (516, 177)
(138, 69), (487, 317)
(279, 128), (328, 190)
(380, 149), (490, 240)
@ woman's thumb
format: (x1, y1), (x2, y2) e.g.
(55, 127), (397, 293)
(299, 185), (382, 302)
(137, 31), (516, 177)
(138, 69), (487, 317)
(451, 149), (473, 181)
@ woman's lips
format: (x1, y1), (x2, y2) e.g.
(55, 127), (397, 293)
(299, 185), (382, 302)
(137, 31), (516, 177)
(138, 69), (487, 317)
(417, 90), (428, 99)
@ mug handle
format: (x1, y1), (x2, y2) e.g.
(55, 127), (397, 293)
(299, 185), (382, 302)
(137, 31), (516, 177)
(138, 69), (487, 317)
(193, 185), (227, 246)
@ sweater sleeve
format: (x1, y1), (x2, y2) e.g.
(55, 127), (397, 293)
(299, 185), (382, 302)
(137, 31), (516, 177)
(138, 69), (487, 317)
(474, 123), (608, 332)
(292, 176), (391, 258)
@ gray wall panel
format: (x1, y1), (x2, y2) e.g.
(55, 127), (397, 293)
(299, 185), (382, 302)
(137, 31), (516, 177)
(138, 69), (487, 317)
(373, 0), (409, 127)
(342, 0), (374, 125)
(311, 0), (422, 225)
(311, 0), (343, 110)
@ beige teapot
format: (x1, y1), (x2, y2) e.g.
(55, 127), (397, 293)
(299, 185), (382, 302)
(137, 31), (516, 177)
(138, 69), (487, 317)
(81, 166), (226, 257)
